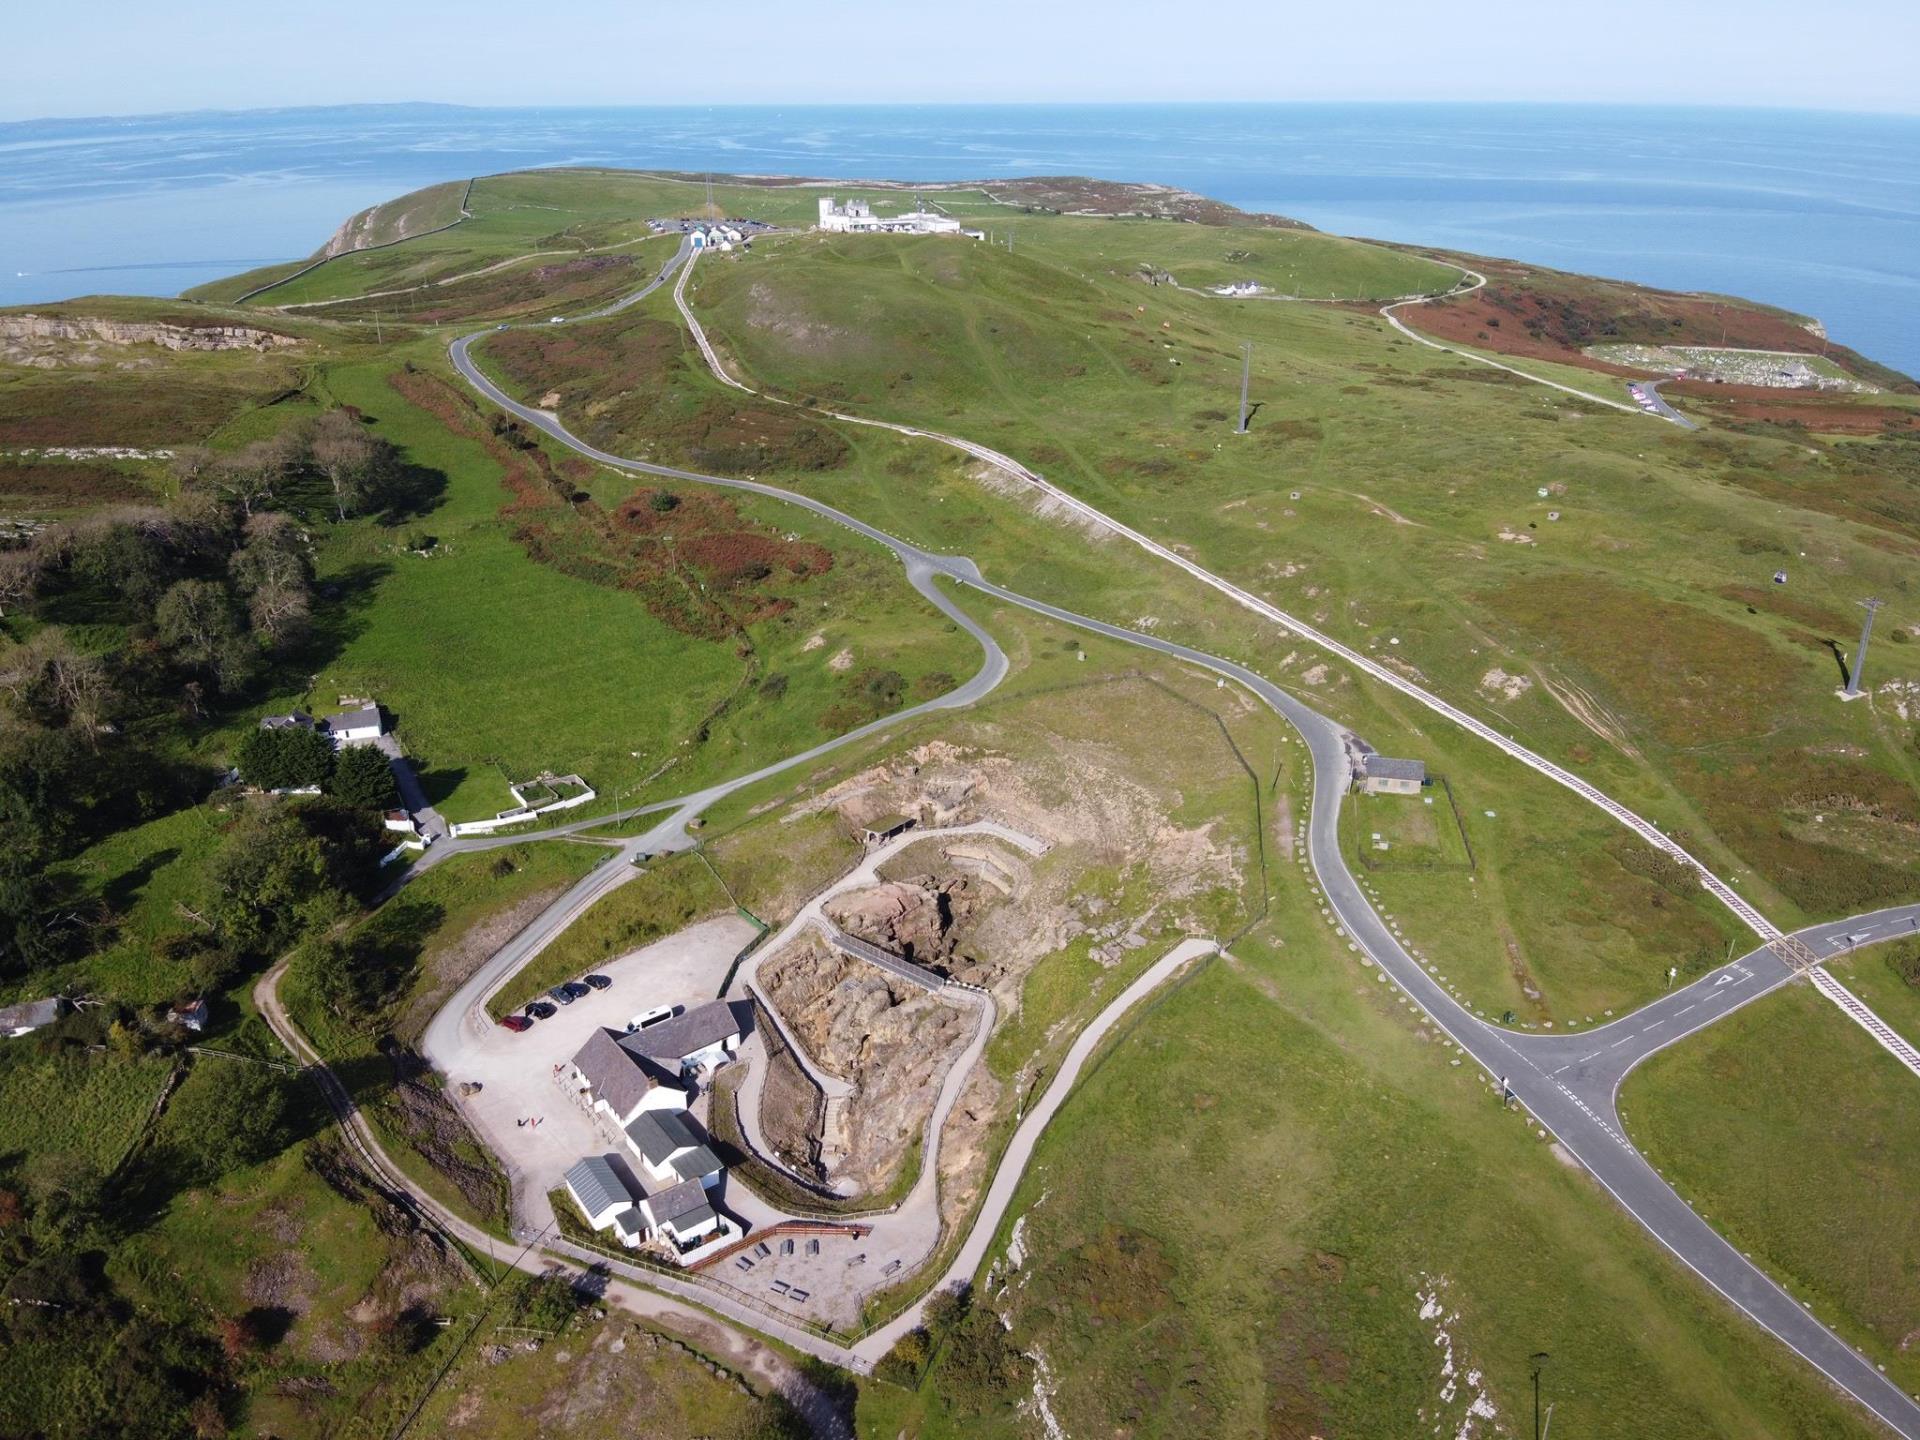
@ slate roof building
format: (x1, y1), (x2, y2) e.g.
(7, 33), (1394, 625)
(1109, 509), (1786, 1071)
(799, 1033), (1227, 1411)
(1358, 755), (1427, 796)
(567, 1028), (688, 1126)
(328, 704), (384, 744)
(619, 999), (744, 1079)
(624, 1109), (723, 1189)
(637, 1177), (722, 1251)
(563, 1155), (643, 1248)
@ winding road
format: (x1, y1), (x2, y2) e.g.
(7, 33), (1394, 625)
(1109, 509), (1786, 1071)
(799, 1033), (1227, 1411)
(257, 236), (1920, 1435)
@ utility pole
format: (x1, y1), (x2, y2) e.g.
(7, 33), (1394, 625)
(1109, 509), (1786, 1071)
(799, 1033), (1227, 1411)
(1842, 597), (1885, 699)
(1237, 342), (1252, 433)
(1530, 1352), (1551, 1440)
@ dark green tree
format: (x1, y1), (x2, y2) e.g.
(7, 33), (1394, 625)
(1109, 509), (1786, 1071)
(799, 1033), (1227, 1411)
(155, 580), (247, 686)
(330, 745), (397, 810)
(203, 801), (374, 955)
(235, 726), (335, 791)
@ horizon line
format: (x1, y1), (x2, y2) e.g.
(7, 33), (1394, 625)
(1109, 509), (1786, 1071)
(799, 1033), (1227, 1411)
(5, 97), (1920, 127)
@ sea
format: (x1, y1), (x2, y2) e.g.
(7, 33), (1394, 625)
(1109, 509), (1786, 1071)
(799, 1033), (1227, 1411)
(3, 102), (1917, 376)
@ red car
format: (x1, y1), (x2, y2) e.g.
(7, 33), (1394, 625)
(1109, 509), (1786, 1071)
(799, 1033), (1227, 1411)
(497, 1014), (532, 1033)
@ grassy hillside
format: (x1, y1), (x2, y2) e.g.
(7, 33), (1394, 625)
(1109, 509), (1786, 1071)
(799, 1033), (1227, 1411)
(1624, 973), (1920, 1398)
(680, 215), (1920, 942)
(9, 166), (1920, 1436)
(862, 848), (1881, 1439)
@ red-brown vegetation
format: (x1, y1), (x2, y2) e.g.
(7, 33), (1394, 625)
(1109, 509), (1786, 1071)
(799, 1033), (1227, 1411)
(387, 369), (832, 640)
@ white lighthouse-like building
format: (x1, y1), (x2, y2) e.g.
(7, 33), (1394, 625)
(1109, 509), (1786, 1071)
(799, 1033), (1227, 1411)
(816, 196), (975, 237)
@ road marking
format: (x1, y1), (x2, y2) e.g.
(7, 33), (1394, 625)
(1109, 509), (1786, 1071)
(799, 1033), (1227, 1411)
(1676, 1005), (1695, 1015)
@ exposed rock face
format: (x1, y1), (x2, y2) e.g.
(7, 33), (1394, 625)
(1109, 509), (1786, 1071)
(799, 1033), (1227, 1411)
(760, 942), (969, 1195)
(1, 314), (302, 368)
(828, 873), (980, 970)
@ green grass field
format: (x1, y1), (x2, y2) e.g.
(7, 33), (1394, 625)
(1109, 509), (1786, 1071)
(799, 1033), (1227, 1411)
(0, 1045), (174, 1172)
(107, 1125), (486, 1440)
(678, 214), (1920, 943)
(866, 921), (1880, 1438)
(402, 1292), (803, 1439)
(247, 350), (977, 826)
(1623, 976), (1920, 1398)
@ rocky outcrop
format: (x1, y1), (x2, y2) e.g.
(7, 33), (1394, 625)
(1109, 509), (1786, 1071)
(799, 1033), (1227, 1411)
(1, 314), (302, 368)
(828, 873), (981, 969)
(760, 942), (970, 1194)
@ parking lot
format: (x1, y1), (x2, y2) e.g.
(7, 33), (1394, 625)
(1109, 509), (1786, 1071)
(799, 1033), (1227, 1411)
(438, 913), (758, 1226)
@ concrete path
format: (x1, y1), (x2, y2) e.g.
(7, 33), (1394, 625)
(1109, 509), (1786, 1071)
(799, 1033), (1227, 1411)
(425, 256), (1920, 1431)
(251, 956), (855, 1438)
(850, 936), (1215, 1363)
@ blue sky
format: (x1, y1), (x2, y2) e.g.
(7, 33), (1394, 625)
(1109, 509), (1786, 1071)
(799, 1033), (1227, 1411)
(8, 0), (1916, 120)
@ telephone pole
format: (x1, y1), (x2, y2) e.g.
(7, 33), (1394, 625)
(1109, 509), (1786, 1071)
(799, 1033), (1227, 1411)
(1237, 342), (1252, 433)
(1842, 597), (1885, 699)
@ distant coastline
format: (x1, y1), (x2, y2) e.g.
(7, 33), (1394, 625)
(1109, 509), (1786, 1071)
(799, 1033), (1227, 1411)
(4, 102), (1917, 375)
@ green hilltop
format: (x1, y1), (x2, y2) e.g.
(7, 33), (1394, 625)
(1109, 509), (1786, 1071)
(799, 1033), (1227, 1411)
(1, 166), (1917, 1440)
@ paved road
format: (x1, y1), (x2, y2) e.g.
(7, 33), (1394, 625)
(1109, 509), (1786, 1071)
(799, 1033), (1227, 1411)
(431, 256), (1920, 1432)
(1629, 377), (1698, 428)
(667, 252), (1776, 942)
(942, 570), (1920, 1439)
(1380, 269), (1667, 421)
(673, 247), (1920, 1081)
(252, 958), (856, 1436)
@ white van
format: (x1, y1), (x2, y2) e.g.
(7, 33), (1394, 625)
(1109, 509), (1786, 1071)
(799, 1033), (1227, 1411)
(627, 1005), (677, 1033)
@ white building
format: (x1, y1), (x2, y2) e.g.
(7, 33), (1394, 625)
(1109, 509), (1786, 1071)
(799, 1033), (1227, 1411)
(637, 1177), (723, 1251)
(328, 704), (384, 744)
(1357, 755), (1427, 796)
(0, 997), (69, 1038)
(568, 1027), (690, 1126)
(621, 999), (744, 1080)
(564, 1155), (645, 1249)
(624, 1109), (723, 1190)
(817, 195), (971, 237)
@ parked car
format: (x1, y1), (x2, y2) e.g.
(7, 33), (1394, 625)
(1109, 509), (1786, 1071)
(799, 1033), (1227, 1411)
(582, 974), (611, 991)
(498, 1014), (532, 1033)
(524, 1001), (557, 1021)
(550, 982), (590, 1005)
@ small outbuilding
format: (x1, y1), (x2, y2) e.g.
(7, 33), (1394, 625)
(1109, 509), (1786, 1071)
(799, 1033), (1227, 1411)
(259, 710), (317, 732)
(328, 704), (384, 744)
(638, 1177), (722, 1251)
(860, 814), (916, 846)
(624, 1109), (723, 1189)
(0, 997), (69, 1038)
(1358, 756), (1427, 796)
(167, 999), (210, 1032)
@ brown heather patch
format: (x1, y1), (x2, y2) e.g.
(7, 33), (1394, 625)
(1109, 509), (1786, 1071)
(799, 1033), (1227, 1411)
(386, 370), (831, 641)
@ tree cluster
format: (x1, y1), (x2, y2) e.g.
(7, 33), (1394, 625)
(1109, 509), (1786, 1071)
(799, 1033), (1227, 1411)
(0, 409), (424, 982)
(233, 727), (396, 810)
